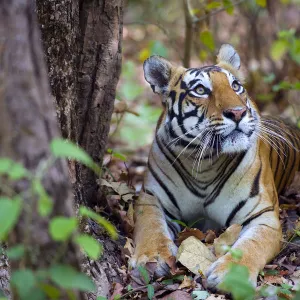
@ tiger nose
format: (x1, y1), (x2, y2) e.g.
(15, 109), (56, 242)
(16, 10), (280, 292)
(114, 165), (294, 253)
(223, 107), (247, 122)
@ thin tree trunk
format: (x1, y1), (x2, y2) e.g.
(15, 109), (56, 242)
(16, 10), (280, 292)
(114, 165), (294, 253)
(0, 0), (84, 299)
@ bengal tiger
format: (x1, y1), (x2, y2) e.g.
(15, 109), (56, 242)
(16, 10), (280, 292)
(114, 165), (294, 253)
(129, 44), (300, 289)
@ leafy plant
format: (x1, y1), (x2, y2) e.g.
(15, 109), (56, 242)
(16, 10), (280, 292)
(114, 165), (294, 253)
(0, 138), (117, 299)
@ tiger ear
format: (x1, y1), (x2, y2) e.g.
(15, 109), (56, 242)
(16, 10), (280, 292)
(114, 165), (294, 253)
(216, 44), (241, 70)
(143, 56), (172, 95)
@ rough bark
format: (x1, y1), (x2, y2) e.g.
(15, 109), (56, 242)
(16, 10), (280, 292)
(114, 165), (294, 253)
(37, 0), (124, 208)
(0, 0), (84, 298)
(36, 0), (79, 139)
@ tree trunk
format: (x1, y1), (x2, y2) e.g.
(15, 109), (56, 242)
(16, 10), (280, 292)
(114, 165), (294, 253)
(37, 0), (124, 208)
(0, 0), (84, 299)
(36, 1), (125, 298)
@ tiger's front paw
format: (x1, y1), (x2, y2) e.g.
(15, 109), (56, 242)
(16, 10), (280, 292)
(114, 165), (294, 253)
(205, 254), (257, 290)
(129, 240), (178, 278)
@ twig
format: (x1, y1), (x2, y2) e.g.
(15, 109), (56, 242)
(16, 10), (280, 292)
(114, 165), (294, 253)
(183, 0), (193, 68)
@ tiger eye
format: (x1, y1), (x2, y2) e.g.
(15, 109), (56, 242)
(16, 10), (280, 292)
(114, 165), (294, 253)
(232, 81), (240, 91)
(196, 86), (205, 95)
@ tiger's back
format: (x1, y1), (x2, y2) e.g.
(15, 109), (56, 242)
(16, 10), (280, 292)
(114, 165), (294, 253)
(262, 116), (300, 194)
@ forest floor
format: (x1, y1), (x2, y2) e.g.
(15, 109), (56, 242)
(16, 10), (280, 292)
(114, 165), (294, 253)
(95, 150), (300, 300)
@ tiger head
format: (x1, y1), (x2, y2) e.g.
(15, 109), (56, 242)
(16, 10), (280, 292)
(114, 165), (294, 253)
(144, 44), (260, 155)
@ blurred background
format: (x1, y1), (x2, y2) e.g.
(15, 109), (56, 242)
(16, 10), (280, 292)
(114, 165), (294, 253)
(106, 0), (300, 188)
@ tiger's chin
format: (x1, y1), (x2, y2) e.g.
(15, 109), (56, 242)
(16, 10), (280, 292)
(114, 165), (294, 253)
(221, 130), (255, 154)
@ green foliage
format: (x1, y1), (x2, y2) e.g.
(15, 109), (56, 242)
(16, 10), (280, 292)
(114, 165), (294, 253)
(138, 265), (150, 284)
(6, 245), (25, 260)
(49, 217), (77, 241)
(271, 29), (300, 63)
(79, 206), (118, 239)
(107, 148), (127, 161)
(74, 234), (103, 260)
(256, 0), (267, 7)
(147, 284), (155, 300)
(219, 263), (255, 300)
(0, 197), (22, 241)
(0, 158), (29, 180)
(49, 264), (96, 292)
(200, 30), (215, 51)
(0, 138), (117, 298)
(11, 269), (37, 299)
(32, 179), (53, 217)
(50, 138), (101, 176)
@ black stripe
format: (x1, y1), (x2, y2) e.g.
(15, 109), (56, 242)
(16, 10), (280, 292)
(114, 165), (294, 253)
(241, 207), (274, 227)
(148, 161), (180, 210)
(249, 164), (262, 198)
(174, 74), (183, 87)
(204, 152), (247, 207)
(225, 199), (247, 227)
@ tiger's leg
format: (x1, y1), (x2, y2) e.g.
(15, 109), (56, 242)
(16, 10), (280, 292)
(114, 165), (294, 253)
(206, 210), (282, 289)
(129, 191), (178, 276)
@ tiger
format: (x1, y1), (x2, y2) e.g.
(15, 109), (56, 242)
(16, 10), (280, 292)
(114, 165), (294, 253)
(129, 44), (300, 289)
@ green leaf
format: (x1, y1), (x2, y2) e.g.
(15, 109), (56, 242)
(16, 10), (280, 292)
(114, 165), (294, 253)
(230, 248), (243, 261)
(112, 152), (127, 161)
(223, 0), (234, 14)
(147, 284), (154, 300)
(6, 245), (25, 260)
(256, 0), (267, 7)
(161, 279), (173, 285)
(270, 40), (288, 61)
(0, 158), (29, 180)
(74, 234), (103, 259)
(206, 2), (222, 10)
(0, 197), (22, 241)
(32, 179), (53, 217)
(50, 139), (101, 176)
(280, 283), (292, 290)
(138, 265), (150, 284)
(79, 207), (118, 239)
(40, 284), (61, 299)
(49, 264), (96, 292)
(200, 30), (215, 51)
(219, 263), (255, 300)
(97, 297), (108, 300)
(49, 217), (77, 241)
(11, 269), (36, 298)
(171, 219), (188, 227)
(0, 158), (13, 174)
(9, 163), (29, 180)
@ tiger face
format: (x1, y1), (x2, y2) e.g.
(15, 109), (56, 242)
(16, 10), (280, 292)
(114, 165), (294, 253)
(144, 44), (261, 155)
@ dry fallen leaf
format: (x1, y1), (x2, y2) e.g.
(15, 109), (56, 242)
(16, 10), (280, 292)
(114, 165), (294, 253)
(177, 236), (216, 275)
(205, 230), (217, 244)
(263, 275), (284, 285)
(213, 224), (242, 257)
(160, 290), (193, 300)
(177, 228), (205, 245)
(101, 179), (135, 202)
(178, 275), (194, 289)
(123, 237), (135, 257)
